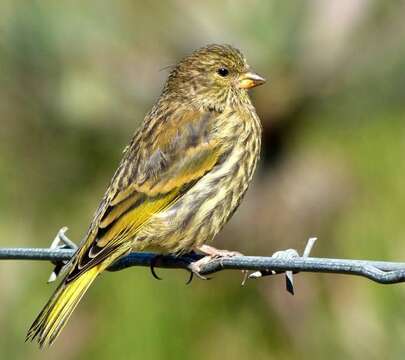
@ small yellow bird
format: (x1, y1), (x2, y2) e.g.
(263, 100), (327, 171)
(26, 44), (265, 347)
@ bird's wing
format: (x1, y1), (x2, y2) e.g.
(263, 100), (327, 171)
(66, 109), (223, 281)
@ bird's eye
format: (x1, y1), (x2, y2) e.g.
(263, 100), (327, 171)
(217, 67), (229, 77)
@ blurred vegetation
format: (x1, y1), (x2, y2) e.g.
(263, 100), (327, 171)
(1, 1), (405, 359)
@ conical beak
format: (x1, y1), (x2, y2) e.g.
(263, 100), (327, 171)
(238, 71), (266, 89)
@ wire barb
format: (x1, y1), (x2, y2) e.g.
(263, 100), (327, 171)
(248, 237), (318, 294)
(47, 227), (78, 283)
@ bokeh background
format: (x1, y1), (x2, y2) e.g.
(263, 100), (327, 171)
(1, 1), (405, 359)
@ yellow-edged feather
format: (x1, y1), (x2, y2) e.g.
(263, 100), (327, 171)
(96, 187), (182, 247)
(26, 246), (130, 348)
(27, 266), (100, 348)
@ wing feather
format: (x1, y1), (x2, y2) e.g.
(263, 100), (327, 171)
(66, 109), (222, 281)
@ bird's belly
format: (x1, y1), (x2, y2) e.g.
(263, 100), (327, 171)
(134, 141), (258, 254)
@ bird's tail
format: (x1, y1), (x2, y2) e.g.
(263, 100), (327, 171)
(26, 263), (103, 348)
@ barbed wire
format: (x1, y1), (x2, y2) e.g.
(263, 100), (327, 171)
(2, 228), (405, 295)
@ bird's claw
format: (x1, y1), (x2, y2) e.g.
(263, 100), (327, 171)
(248, 237), (318, 295)
(149, 255), (164, 280)
(185, 272), (194, 285)
(47, 227), (78, 283)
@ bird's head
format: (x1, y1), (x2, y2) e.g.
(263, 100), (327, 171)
(164, 44), (266, 112)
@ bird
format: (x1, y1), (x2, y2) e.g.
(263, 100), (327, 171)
(26, 44), (266, 347)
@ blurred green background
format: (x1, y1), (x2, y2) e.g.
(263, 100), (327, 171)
(1, 1), (405, 359)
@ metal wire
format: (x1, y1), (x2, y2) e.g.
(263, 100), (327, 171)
(2, 246), (405, 285)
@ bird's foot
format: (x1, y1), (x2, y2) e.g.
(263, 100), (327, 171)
(47, 227), (78, 283)
(186, 256), (212, 282)
(185, 245), (246, 285)
(196, 244), (243, 259)
(248, 237), (318, 295)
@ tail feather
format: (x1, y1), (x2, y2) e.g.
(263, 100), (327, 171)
(26, 265), (100, 348)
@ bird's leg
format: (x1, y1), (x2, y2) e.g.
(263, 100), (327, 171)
(47, 227), (78, 283)
(248, 237), (318, 295)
